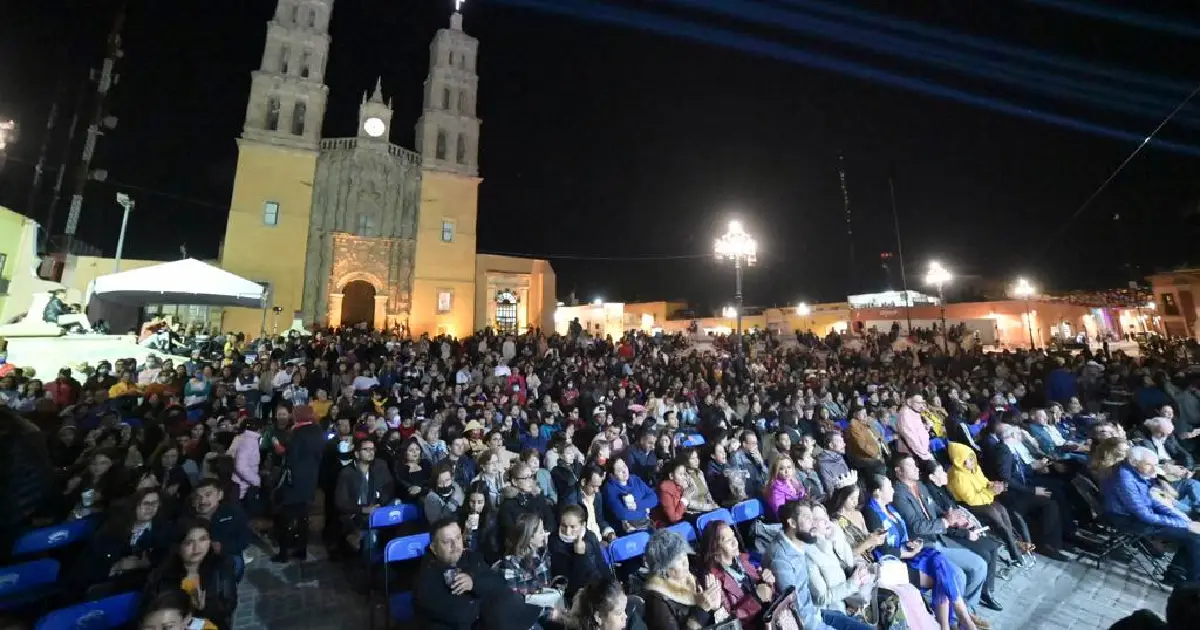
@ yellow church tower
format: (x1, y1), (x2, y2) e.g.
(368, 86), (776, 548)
(410, 7), (483, 338)
(219, 0), (331, 336)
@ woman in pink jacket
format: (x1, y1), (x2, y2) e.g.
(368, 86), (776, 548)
(229, 419), (262, 509)
(764, 456), (805, 519)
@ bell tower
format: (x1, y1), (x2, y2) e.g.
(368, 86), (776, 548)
(358, 78), (393, 141)
(415, 3), (480, 176)
(220, 0), (333, 336)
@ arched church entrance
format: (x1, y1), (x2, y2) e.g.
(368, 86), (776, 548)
(341, 280), (376, 328)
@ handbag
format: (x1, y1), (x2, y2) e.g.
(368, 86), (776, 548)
(761, 586), (801, 630)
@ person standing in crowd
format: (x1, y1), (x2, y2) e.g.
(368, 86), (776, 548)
(271, 403), (325, 563)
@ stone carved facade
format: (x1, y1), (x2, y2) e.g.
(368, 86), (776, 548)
(300, 128), (422, 327)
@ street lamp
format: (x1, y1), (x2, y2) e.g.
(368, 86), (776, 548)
(714, 220), (757, 351)
(722, 306), (738, 320)
(795, 302), (811, 334)
(1011, 277), (1036, 350)
(114, 192), (135, 272)
(925, 261), (952, 352)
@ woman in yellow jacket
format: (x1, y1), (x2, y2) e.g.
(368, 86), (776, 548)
(946, 442), (1029, 563)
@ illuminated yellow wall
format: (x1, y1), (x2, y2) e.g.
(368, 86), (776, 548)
(218, 142), (317, 335)
(0, 209), (40, 323)
(765, 302), (852, 334)
(474, 254), (556, 333)
(411, 170), (478, 337)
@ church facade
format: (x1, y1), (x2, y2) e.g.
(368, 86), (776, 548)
(217, 0), (555, 338)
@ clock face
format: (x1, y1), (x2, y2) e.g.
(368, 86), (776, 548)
(363, 117), (386, 138)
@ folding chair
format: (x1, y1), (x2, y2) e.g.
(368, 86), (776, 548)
(607, 531), (651, 565)
(1073, 476), (1172, 588)
(382, 534), (430, 626)
(12, 518), (97, 558)
(681, 434), (706, 448)
(0, 558), (60, 611)
(695, 508), (733, 535)
(730, 499), (764, 523)
(367, 503), (423, 563)
(664, 521), (696, 543)
(34, 591), (140, 630)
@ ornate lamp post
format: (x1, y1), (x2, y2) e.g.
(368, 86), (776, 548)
(1011, 277), (1036, 349)
(925, 261), (952, 352)
(715, 220), (757, 350)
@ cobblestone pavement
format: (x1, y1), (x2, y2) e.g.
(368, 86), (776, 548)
(232, 538), (1171, 630)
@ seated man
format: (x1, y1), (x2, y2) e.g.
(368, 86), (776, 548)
(189, 479), (252, 579)
(984, 424), (1071, 559)
(1136, 414), (1200, 513)
(1027, 408), (1088, 462)
(1104, 446), (1200, 583)
(334, 436), (395, 555)
(816, 429), (853, 496)
(891, 454), (997, 613)
(414, 517), (542, 629)
(42, 289), (91, 332)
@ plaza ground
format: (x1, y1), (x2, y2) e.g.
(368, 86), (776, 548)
(231, 521), (1172, 630)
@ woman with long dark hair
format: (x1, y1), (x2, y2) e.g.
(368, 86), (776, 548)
(67, 488), (170, 594)
(143, 518), (238, 630)
(460, 480), (500, 564)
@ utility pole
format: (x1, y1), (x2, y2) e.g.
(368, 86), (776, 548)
(63, 0), (127, 254)
(114, 192), (134, 272)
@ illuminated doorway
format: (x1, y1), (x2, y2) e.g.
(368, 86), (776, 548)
(495, 290), (519, 333)
(341, 280), (376, 328)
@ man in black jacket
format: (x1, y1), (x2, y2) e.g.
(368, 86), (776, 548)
(190, 479), (252, 578)
(415, 517), (542, 630)
(334, 436), (395, 554)
(562, 465), (616, 543)
(272, 404), (326, 562)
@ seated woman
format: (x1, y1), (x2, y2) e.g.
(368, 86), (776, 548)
(800, 503), (872, 615)
(62, 447), (127, 520)
(679, 447), (719, 512)
(863, 474), (987, 630)
(642, 529), (726, 630)
(493, 512), (566, 625)
(791, 442), (826, 503)
(698, 519), (775, 626)
(67, 488), (170, 595)
(946, 443), (1029, 565)
(143, 518), (239, 630)
(764, 456), (805, 520)
(474, 450), (506, 507)
(394, 438), (431, 502)
(602, 459), (658, 534)
(548, 505), (609, 601)
(568, 576), (648, 630)
(461, 480), (501, 564)
(826, 478), (940, 630)
(657, 458), (712, 526)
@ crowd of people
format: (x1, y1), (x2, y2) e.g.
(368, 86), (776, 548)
(2, 322), (1200, 630)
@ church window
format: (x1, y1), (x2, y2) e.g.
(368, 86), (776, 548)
(457, 91), (467, 115)
(441, 219), (455, 242)
(279, 45), (290, 74)
(435, 129), (447, 160)
(456, 134), (467, 164)
(263, 201), (280, 226)
(307, 8), (317, 28)
(437, 289), (453, 313)
(443, 88), (451, 110)
(289, 5), (298, 24)
(356, 213), (376, 236)
(265, 97), (281, 131)
(291, 101), (307, 136)
(495, 290), (519, 334)
(299, 50), (311, 78)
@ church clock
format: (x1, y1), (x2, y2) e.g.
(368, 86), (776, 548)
(363, 117), (386, 138)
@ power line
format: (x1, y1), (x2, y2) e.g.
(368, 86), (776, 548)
(1034, 81), (1200, 259)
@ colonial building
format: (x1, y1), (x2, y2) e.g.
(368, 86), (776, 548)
(218, 0), (554, 337)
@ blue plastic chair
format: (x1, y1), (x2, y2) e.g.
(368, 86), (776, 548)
(384, 533), (431, 563)
(664, 520), (696, 543)
(0, 559), (60, 611)
(12, 518), (97, 557)
(930, 437), (948, 454)
(730, 498), (764, 524)
(389, 591), (415, 622)
(607, 531), (651, 564)
(681, 434), (706, 447)
(695, 508), (734, 535)
(369, 503), (422, 529)
(34, 591), (140, 630)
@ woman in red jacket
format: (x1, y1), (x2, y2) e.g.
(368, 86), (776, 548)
(656, 458), (690, 526)
(698, 519), (776, 627)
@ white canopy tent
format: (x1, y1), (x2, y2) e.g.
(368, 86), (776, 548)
(90, 259), (266, 308)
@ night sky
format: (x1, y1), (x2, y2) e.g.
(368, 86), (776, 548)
(3, 0), (1200, 314)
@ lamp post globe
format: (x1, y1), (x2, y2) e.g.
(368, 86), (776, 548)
(714, 220), (757, 353)
(924, 261), (953, 352)
(1011, 277), (1037, 350)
